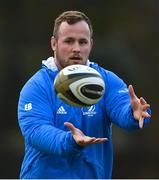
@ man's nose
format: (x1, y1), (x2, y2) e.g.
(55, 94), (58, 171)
(72, 42), (80, 52)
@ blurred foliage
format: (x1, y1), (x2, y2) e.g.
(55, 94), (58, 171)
(0, 0), (158, 178)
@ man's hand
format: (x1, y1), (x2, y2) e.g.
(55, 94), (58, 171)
(129, 85), (151, 128)
(64, 122), (108, 146)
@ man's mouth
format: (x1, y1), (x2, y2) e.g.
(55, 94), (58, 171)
(70, 57), (82, 60)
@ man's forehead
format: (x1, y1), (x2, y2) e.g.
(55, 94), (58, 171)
(58, 21), (91, 37)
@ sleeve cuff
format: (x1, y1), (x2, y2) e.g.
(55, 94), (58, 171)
(65, 131), (84, 155)
(128, 106), (151, 130)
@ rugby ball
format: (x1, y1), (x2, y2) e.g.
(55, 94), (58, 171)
(54, 64), (105, 107)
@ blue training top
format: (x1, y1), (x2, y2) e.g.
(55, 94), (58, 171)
(18, 57), (150, 179)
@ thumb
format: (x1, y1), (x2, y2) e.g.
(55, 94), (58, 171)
(64, 122), (76, 134)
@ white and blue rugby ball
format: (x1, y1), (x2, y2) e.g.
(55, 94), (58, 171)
(54, 64), (105, 107)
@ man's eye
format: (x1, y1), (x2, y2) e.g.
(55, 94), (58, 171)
(65, 40), (73, 44)
(79, 40), (88, 45)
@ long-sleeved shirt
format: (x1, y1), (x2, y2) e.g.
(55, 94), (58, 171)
(18, 57), (151, 179)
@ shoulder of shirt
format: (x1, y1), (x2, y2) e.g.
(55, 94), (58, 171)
(89, 60), (111, 75)
(20, 67), (54, 94)
(89, 60), (122, 86)
(25, 57), (58, 84)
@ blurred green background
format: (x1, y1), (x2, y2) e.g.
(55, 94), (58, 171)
(0, 0), (158, 178)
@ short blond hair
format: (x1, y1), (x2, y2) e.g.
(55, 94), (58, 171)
(53, 11), (93, 39)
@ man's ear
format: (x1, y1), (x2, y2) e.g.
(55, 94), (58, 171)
(51, 36), (57, 51)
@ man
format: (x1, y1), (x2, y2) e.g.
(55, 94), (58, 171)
(18, 11), (151, 179)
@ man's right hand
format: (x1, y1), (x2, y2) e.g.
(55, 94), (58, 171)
(64, 122), (108, 146)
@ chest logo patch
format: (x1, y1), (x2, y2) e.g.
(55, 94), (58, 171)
(57, 106), (67, 114)
(81, 105), (96, 116)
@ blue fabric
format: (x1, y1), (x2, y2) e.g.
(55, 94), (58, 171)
(18, 59), (151, 179)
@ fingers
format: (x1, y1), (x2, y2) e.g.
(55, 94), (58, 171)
(138, 111), (151, 129)
(142, 104), (150, 110)
(142, 111), (151, 118)
(82, 136), (108, 145)
(90, 137), (108, 144)
(140, 97), (147, 104)
(139, 117), (144, 129)
(129, 85), (151, 129)
(80, 136), (96, 145)
(64, 122), (76, 134)
(140, 97), (150, 109)
(84, 136), (108, 143)
(64, 122), (108, 146)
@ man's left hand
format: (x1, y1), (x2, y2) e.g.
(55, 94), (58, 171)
(128, 85), (151, 128)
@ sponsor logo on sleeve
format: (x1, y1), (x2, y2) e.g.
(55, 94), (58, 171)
(24, 103), (32, 111)
(118, 88), (128, 93)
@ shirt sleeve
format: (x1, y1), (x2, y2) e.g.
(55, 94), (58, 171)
(103, 71), (151, 130)
(18, 76), (83, 155)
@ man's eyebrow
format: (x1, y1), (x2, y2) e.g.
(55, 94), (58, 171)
(79, 38), (88, 41)
(63, 37), (88, 41)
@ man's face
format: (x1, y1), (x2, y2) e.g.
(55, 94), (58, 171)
(51, 20), (93, 70)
